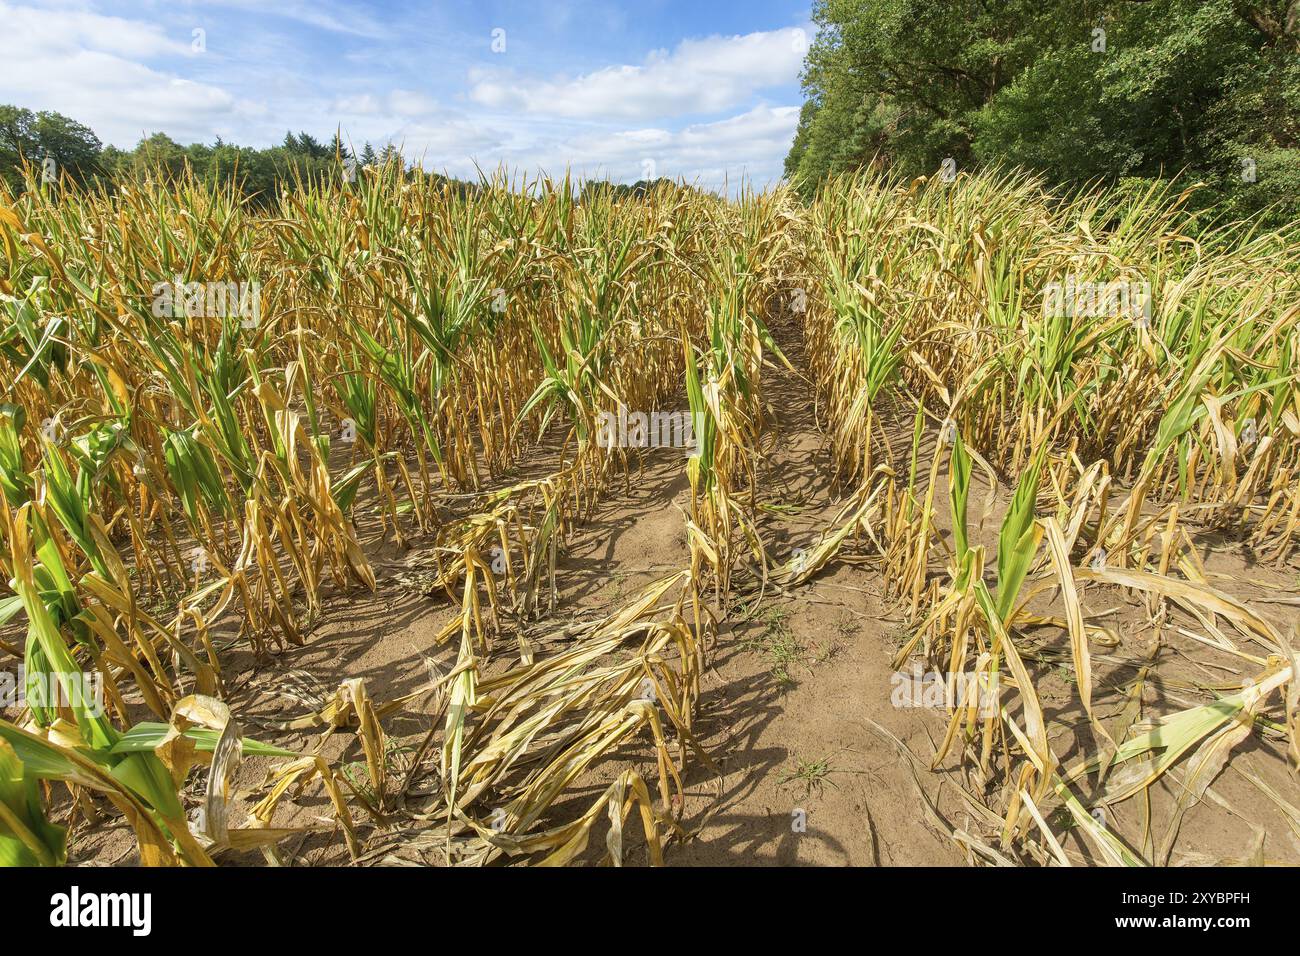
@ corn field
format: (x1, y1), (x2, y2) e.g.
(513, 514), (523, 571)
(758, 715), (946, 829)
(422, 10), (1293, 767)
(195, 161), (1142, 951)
(0, 161), (1296, 867)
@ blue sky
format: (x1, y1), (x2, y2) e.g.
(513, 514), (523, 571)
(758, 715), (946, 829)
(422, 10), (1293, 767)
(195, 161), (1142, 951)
(0, 0), (813, 190)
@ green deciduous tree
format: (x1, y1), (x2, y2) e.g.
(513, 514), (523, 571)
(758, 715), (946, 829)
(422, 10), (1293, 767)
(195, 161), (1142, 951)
(788, 0), (1300, 223)
(0, 105), (103, 190)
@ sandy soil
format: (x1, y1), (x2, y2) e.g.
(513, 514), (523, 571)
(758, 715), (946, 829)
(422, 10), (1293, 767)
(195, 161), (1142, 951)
(9, 309), (1299, 868)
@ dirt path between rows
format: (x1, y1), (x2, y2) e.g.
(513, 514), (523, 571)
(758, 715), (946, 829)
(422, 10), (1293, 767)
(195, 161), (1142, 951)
(61, 306), (1299, 868)
(513, 308), (964, 865)
(660, 310), (964, 864)
(265, 306), (967, 866)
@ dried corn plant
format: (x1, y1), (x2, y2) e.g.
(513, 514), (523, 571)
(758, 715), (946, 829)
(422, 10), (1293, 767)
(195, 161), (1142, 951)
(799, 167), (1298, 865)
(0, 165), (777, 865)
(2, 156), (1296, 868)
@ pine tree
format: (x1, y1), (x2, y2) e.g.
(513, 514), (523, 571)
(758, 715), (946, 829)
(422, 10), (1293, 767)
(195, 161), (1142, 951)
(329, 131), (351, 162)
(294, 132), (327, 159)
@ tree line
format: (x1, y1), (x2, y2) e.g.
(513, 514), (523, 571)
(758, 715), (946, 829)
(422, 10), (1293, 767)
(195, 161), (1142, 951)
(0, 105), (703, 206)
(0, 104), (469, 202)
(785, 0), (1300, 223)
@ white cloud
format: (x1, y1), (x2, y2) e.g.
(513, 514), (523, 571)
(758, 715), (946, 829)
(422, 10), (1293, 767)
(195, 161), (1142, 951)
(331, 91), (439, 118)
(468, 28), (807, 120)
(410, 104), (801, 193)
(0, 1), (235, 145)
(0, 4), (804, 192)
(387, 90), (439, 117)
(387, 118), (505, 162)
(201, 0), (391, 39)
(333, 94), (383, 116)
(0, 1), (192, 59)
